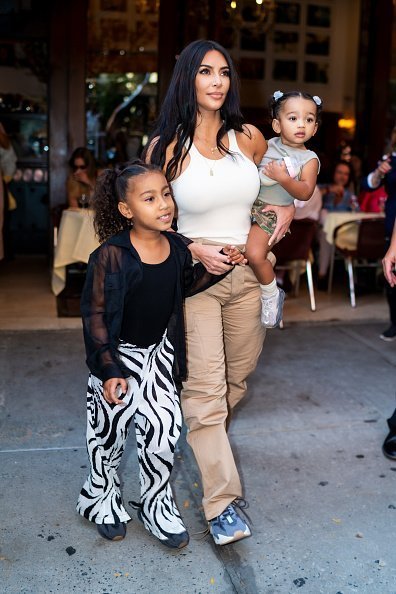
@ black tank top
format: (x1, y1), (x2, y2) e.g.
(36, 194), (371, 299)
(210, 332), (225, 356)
(120, 252), (176, 348)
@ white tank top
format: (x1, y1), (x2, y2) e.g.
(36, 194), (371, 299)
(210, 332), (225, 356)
(171, 129), (260, 244)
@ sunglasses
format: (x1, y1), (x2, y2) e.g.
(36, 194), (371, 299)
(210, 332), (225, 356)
(73, 164), (88, 171)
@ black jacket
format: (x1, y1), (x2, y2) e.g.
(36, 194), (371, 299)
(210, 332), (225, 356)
(81, 229), (226, 382)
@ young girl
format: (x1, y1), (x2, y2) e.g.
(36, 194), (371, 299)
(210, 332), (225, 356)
(246, 90), (322, 327)
(76, 160), (241, 548)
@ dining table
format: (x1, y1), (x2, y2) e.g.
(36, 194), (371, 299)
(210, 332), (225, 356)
(52, 208), (99, 296)
(321, 210), (385, 250)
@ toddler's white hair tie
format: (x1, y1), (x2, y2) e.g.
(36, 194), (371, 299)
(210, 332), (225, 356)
(312, 95), (322, 106)
(273, 90), (283, 101)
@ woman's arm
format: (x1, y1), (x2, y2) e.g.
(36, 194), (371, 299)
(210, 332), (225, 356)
(188, 243), (235, 274)
(238, 124), (268, 164)
(383, 222), (396, 287)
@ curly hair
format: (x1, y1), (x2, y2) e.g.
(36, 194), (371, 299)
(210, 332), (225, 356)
(92, 159), (162, 243)
(142, 39), (247, 181)
(270, 91), (323, 125)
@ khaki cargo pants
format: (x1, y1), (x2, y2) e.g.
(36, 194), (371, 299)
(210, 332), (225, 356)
(182, 240), (272, 520)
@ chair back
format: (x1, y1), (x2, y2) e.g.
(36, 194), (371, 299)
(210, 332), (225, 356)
(272, 219), (317, 264)
(356, 218), (385, 259)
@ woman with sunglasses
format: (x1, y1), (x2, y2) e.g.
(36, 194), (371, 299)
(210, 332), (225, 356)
(67, 147), (98, 208)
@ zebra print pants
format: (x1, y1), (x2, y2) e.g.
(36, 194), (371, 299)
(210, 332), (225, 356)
(76, 334), (187, 540)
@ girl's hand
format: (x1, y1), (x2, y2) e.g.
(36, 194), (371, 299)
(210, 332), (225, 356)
(222, 245), (247, 266)
(103, 378), (128, 406)
(188, 243), (234, 274)
(262, 160), (289, 183)
(262, 203), (295, 246)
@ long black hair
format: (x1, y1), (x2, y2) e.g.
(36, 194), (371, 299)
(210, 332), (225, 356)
(93, 159), (163, 243)
(143, 39), (246, 181)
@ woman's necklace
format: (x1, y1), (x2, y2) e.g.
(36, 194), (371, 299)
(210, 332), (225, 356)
(206, 157), (218, 177)
(198, 153), (220, 176)
(194, 129), (224, 175)
(194, 136), (219, 155)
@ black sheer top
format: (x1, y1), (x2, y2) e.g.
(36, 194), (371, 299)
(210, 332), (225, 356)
(120, 253), (176, 347)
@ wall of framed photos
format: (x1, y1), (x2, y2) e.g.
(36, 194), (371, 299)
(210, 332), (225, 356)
(219, 0), (360, 117)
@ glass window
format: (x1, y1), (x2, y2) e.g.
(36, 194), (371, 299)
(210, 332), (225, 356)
(86, 0), (159, 165)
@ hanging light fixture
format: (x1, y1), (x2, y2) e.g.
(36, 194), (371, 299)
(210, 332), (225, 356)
(225, 0), (277, 32)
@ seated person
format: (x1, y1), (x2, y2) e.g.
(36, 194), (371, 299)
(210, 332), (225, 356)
(67, 147), (97, 208)
(320, 160), (358, 212)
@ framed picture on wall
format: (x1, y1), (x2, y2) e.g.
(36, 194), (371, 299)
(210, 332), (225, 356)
(240, 28), (266, 52)
(304, 61), (329, 83)
(239, 57), (265, 80)
(273, 31), (299, 54)
(275, 3), (300, 25)
(273, 59), (298, 82)
(305, 33), (330, 56)
(307, 5), (331, 28)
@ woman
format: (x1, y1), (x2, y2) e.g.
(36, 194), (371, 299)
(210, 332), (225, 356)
(67, 147), (97, 208)
(144, 39), (294, 546)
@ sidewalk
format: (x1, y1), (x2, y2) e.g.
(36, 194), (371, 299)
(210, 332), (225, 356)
(1, 323), (395, 594)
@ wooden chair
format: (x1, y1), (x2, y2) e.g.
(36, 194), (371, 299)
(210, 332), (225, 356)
(328, 217), (385, 307)
(272, 218), (318, 312)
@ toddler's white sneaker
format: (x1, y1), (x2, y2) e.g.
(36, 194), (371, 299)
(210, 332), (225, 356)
(261, 287), (285, 328)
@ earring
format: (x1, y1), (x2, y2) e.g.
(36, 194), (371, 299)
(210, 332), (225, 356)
(126, 217), (133, 227)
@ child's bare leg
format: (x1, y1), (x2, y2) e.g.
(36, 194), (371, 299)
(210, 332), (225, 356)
(245, 223), (274, 284)
(246, 223), (285, 329)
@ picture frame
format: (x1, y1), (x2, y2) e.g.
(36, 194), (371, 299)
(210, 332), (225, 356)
(304, 61), (329, 83)
(240, 28), (266, 52)
(273, 31), (299, 54)
(307, 5), (331, 28)
(239, 57), (265, 80)
(275, 3), (300, 25)
(273, 59), (298, 82)
(305, 33), (330, 56)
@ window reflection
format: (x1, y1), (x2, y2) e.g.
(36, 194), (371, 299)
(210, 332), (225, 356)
(85, 72), (157, 165)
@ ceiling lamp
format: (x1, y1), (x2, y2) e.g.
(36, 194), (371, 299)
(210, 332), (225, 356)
(225, 0), (277, 32)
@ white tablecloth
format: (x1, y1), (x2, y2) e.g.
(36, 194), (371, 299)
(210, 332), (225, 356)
(322, 211), (385, 249)
(52, 209), (99, 296)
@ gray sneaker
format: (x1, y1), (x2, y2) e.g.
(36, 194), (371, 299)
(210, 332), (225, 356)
(209, 502), (251, 546)
(261, 287), (285, 328)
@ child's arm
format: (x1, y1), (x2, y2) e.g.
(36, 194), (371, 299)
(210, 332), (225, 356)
(262, 158), (319, 201)
(81, 247), (127, 383)
(221, 245), (247, 266)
